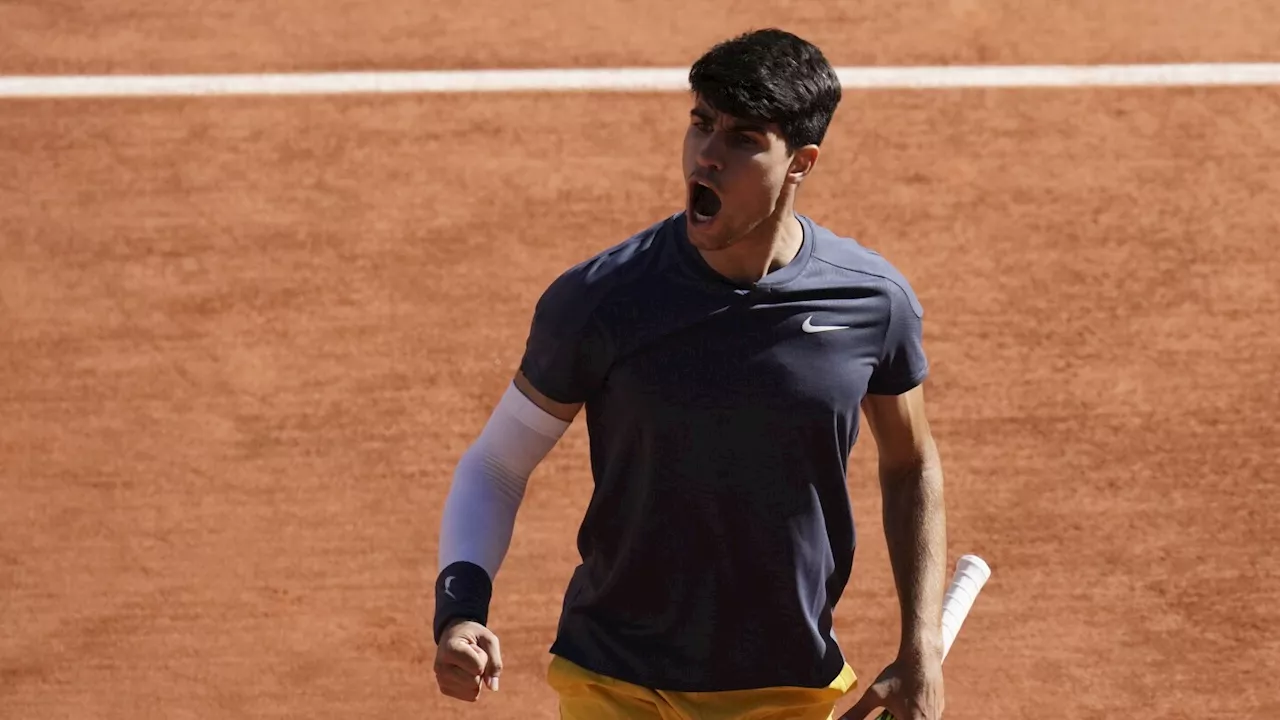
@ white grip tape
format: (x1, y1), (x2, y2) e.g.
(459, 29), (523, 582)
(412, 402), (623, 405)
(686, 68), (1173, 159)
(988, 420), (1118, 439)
(940, 554), (992, 660)
(876, 555), (992, 720)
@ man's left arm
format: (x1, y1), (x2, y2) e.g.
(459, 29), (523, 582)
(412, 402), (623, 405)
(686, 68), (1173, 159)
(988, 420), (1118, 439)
(842, 384), (947, 720)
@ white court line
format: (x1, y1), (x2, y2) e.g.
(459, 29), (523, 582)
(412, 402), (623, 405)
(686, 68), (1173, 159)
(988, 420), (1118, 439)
(2, 64), (1280, 97)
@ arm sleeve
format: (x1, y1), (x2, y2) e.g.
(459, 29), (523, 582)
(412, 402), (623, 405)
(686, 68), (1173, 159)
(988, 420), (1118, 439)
(866, 277), (930, 396)
(437, 381), (571, 579)
(517, 267), (612, 404)
(433, 382), (571, 642)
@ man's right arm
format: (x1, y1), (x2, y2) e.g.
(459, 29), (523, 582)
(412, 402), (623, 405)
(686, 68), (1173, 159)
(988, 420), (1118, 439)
(432, 371), (581, 702)
(434, 256), (605, 701)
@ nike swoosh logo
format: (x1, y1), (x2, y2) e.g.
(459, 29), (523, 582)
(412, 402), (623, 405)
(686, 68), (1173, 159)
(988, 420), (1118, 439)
(802, 316), (850, 333)
(444, 576), (457, 599)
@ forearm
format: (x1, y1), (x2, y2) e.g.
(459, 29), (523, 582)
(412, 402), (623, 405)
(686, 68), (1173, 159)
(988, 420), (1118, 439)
(880, 444), (947, 658)
(434, 382), (570, 642)
(438, 445), (525, 577)
(433, 447), (524, 643)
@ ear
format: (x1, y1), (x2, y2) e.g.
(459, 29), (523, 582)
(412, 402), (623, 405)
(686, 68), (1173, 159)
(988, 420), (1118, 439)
(786, 145), (820, 184)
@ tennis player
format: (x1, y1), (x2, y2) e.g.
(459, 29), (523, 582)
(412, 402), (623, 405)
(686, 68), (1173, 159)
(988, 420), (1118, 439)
(433, 28), (948, 720)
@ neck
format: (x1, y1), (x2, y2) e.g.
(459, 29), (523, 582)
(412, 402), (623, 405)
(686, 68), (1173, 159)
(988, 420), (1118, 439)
(698, 201), (804, 285)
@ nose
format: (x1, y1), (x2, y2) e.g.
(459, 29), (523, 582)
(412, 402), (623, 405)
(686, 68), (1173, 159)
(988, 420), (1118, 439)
(694, 132), (725, 173)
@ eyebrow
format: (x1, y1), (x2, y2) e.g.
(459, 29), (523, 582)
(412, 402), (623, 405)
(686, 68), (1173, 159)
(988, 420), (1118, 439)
(690, 107), (768, 135)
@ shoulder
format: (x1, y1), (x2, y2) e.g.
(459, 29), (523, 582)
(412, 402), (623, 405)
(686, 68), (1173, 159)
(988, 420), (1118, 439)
(804, 217), (924, 319)
(527, 215), (678, 340)
(535, 214), (675, 315)
(520, 217), (676, 404)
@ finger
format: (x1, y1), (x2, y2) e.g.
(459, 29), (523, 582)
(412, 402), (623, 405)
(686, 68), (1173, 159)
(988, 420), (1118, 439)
(436, 662), (483, 685)
(438, 638), (488, 676)
(902, 698), (940, 720)
(435, 663), (484, 700)
(475, 631), (504, 691)
(879, 696), (917, 720)
(438, 674), (483, 702)
(839, 683), (889, 720)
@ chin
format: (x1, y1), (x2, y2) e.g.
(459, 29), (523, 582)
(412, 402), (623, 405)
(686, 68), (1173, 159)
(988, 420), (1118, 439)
(685, 214), (737, 251)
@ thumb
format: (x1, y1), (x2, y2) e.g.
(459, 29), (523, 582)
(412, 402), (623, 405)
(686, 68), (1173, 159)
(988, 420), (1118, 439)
(840, 682), (888, 720)
(475, 630), (504, 691)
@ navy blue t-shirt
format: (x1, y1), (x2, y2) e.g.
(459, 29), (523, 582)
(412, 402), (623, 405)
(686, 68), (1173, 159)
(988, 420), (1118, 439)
(518, 212), (929, 692)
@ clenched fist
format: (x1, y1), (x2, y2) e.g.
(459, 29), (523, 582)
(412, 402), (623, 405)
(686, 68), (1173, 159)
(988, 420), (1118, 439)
(434, 619), (503, 702)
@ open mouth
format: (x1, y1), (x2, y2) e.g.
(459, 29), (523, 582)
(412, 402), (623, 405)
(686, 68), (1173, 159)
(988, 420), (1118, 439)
(688, 181), (722, 225)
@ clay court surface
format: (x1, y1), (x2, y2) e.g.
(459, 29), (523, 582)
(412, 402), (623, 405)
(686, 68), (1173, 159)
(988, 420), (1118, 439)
(2, 3), (1279, 718)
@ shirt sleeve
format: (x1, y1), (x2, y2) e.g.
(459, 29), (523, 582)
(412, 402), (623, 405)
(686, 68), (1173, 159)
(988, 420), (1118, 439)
(517, 266), (612, 405)
(866, 276), (930, 396)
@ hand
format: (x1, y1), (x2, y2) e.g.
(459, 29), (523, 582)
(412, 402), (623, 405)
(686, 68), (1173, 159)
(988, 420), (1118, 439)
(433, 619), (503, 702)
(839, 650), (944, 719)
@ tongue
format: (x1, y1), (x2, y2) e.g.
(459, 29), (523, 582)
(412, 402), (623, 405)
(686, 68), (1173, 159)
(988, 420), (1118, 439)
(694, 186), (722, 217)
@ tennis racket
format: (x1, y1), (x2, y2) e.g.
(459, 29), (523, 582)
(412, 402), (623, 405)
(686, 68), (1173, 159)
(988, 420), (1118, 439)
(874, 553), (992, 720)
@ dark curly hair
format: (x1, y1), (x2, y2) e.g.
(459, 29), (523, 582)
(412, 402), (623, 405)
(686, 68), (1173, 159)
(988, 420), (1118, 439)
(689, 28), (843, 150)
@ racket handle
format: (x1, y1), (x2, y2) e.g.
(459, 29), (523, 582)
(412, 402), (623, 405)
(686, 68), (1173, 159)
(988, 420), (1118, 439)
(854, 556), (991, 720)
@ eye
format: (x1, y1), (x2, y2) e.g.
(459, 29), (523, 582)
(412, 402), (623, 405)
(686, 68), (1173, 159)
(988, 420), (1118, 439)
(731, 133), (758, 148)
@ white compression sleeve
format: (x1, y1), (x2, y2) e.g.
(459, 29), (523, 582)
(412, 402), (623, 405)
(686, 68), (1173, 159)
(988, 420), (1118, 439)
(437, 381), (571, 580)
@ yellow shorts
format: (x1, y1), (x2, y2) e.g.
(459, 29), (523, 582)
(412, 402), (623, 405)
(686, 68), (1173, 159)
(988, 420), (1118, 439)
(547, 655), (857, 720)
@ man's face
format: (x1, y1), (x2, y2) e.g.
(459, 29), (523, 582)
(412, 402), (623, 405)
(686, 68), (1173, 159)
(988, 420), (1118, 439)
(682, 95), (798, 251)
